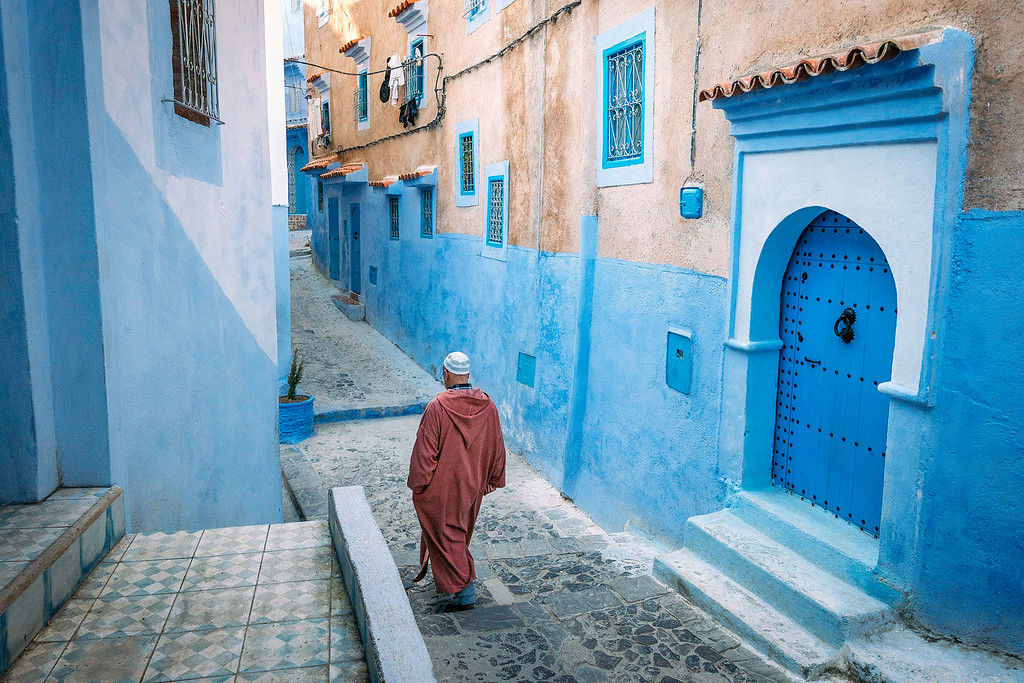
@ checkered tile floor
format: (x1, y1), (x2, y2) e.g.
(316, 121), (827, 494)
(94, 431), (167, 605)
(4, 521), (369, 682)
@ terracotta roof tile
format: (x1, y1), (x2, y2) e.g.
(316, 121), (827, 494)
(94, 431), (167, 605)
(321, 163), (366, 179)
(300, 155), (338, 172)
(398, 165), (435, 181)
(286, 122), (307, 130)
(369, 178), (398, 188)
(388, 0), (415, 18)
(339, 35), (369, 54)
(306, 71), (324, 84)
(698, 31), (942, 102)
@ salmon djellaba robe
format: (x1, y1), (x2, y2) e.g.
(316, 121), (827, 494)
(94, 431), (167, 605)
(407, 388), (506, 594)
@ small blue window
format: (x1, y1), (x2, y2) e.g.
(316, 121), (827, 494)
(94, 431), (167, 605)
(603, 36), (644, 167)
(464, 0), (490, 34)
(465, 0), (486, 19)
(389, 196), (400, 240)
(410, 39), (425, 105)
(486, 177), (504, 247)
(459, 132), (475, 195)
(354, 73), (368, 122)
(420, 188), (433, 238)
(321, 100), (331, 134)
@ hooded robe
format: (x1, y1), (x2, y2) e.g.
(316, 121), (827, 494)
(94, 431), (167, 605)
(407, 388), (506, 594)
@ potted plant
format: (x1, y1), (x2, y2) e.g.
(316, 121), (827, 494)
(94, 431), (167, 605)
(279, 351), (314, 444)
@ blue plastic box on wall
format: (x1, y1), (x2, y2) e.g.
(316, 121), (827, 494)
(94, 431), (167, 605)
(679, 187), (703, 219)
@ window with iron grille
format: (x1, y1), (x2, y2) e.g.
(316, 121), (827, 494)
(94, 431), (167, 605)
(604, 38), (644, 164)
(168, 0), (220, 125)
(321, 100), (331, 133)
(487, 178), (504, 247)
(410, 40), (425, 105)
(459, 133), (475, 195)
(421, 189), (433, 237)
(318, 180), (324, 212)
(353, 73), (368, 122)
(389, 196), (400, 240)
(464, 0), (487, 19)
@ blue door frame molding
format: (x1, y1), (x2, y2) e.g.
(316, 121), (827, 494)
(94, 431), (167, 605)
(713, 28), (972, 592)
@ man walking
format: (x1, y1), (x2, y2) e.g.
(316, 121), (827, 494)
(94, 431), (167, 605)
(407, 352), (506, 612)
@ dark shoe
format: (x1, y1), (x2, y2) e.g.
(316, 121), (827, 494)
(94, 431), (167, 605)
(436, 601), (474, 613)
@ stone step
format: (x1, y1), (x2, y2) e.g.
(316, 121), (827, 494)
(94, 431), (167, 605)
(655, 548), (837, 679)
(731, 489), (902, 605)
(683, 510), (891, 647)
(0, 487), (125, 676)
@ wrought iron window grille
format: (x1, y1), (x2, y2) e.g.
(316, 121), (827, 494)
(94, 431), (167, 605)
(402, 48), (424, 105)
(605, 40), (644, 162)
(421, 189), (434, 237)
(463, 0), (487, 19)
(487, 178), (504, 245)
(460, 134), (475, 194)
(166, 0), (221, 125)
(389, 196), (400, 239)
(353, 74), (368, 122)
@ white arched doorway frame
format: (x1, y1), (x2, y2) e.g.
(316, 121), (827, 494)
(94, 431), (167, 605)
(714, 30), (973, 578)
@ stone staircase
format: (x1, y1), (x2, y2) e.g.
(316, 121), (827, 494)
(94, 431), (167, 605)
(654, 488), (901, 679)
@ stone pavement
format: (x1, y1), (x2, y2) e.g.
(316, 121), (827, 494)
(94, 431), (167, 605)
(3, 521), (367, 682)
(289, 255), (442, 417)
(288, 418), (799, 683)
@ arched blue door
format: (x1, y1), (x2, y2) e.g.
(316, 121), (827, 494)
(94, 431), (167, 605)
(291, 146), (307, 215)
(773, 210), (897, 536)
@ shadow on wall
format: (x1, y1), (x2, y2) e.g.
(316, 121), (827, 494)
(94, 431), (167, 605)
(96, 113), (281, 533)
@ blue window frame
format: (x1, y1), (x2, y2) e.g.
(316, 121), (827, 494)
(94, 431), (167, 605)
(355, 72), (368, 122)
(420, 188), (433, 238)
(482, 160), (508, 260)
(603, 36), (644, 167)
(410, 39), (425, 105)
(465, 0), (490, 34)
(459, 133), (475, 195)
(389, 196), (400, 240)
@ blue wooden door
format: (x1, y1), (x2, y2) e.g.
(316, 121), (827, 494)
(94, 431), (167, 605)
(350, 204), (361, 295)
(773, 210), (897, 536)
(328, 197), (340, 280)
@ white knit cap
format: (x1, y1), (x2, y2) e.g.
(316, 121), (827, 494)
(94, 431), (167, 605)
(443, 351), (471, 376)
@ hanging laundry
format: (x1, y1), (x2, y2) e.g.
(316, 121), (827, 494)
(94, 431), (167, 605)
(309, 96), (322, 137)
(379, 63), (391, 103)
(388, 54), (405, 107)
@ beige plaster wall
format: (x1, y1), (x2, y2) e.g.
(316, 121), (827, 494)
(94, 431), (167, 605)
(303, 0), (1023, 280)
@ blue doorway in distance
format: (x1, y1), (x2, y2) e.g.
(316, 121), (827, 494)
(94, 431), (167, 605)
(350, 204), (361, 295)
(328, 197), (340, 280)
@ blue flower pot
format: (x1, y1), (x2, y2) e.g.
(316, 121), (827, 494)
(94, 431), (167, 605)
(279, 394), (314, 444)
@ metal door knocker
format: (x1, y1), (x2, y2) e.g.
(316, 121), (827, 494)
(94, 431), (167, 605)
(834, 307), (856, 343)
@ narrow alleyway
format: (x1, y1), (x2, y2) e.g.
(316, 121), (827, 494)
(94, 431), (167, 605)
(283, 254), (797, 683)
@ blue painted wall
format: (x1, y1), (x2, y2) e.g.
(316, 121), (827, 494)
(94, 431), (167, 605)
(902, 209), (1024, 654)
(316, 183), (730, 543)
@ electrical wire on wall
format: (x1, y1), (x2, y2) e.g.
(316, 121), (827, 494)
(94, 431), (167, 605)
(285, 0), (583, 157)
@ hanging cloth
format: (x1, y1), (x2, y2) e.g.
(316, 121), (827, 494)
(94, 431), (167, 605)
(388, 54), (405, 107)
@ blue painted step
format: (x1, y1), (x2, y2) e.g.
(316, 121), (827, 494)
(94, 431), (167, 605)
(730, 489), (902, 606)
(655, 548), (837, 679)
(682, 509), (890, 647)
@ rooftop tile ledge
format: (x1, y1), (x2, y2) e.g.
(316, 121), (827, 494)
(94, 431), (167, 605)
(329, 486), (435, 683)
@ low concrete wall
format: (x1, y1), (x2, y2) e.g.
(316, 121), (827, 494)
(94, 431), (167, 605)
(328, 486), (434, 683)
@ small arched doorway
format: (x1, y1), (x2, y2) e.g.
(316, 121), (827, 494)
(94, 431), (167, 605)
(772, 209), (896, 536)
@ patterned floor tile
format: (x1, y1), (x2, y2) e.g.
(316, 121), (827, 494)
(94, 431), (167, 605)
(238, 619), (329, 673)
(76, 561), (117, 598)
(264, 521), (330, 551)
(122, 530), (203, 561)
(236, 664), (328, 682)
(194, 525), (269, 557)
(0, 559), (29, 587)
(0, 499), (95, 530)
(164, 586), (256, 632)
(49, 634), (158, 682)
(330, 659), (370, 682)
(250, 579), (329, 623)
(1, 639), (67, 682)
(100, 559), (190, 597)
(46, 488), (110, 500)
(181, 553), (262, 591)
(106, 534), (136, 562)
(0, 527), (64, 562)
(75, 593), (176, 639)
(35, 598), (95, 642)
(143, 627), (245, 681)
(330, 614), (364, 663)
(258, 546), (333, 585)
